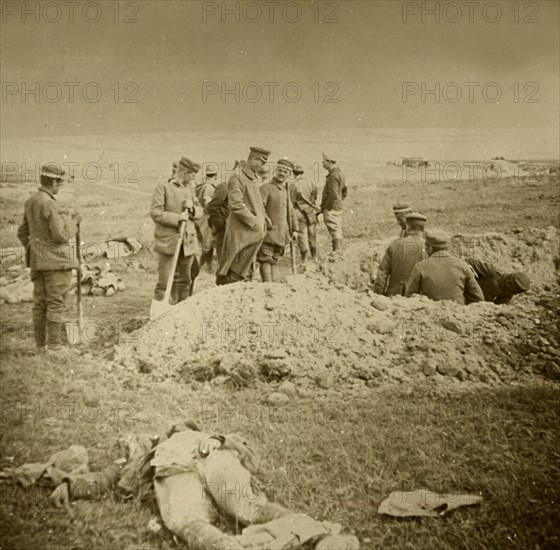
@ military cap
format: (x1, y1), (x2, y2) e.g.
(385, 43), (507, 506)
(292, 163), (304, 174)
(511, 272), (531, 292)
(277, 158), (294, 170)
(177, 156), (201, 174)
(322, 152), (336, 162)
(393, 203), (412, 214)
(41, 163), (65, 179)
(249, 147), (271, 161)
(205, 166), (218, 176)
(405, 212), (427, 222)
(425, 229), (451, 248)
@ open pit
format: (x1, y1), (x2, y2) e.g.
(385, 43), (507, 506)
(115, 228), (559, 391)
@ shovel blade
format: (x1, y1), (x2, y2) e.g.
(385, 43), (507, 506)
(149, 298), (171, 321)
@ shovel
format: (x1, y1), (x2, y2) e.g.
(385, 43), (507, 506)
(150, 220), (186, 321)
(65, 223), (85, 345)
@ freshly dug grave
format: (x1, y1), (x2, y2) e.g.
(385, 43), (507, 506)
(321, 226), (560, 293)
(115, 255), (560, 391)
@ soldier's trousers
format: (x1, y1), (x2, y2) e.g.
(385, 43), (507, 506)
(154, 450), (289, 550)
(154, 250), (195, 303)
(322, 209), (343, 240)
(30, 269), (72, 347)
(295, 210), (317, 255)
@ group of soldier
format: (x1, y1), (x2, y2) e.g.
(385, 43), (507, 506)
(373, 203), (531, 305)
(149, 146), (347, 304)
(17, 150), (530, 353)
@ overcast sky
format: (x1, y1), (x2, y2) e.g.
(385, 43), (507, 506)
(1, 0), (558, 137)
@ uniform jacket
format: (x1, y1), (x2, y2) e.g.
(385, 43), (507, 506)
(195, 181), (217, 211)
(150, 178), (203, 256)
(206, 181), (229, 233)
(17, 188), (78, 271)
(260, 179), (299, 247)
(373, 231), (426, 296)
(321, 167), (347, 211)
(466, 258), (512, 304)
(405, 250), (485, 304)
(218, 163), (267, 276)
(290, 178), (319, 224)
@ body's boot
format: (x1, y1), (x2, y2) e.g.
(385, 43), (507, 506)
(333, 239), (342, 252)
(259, 263), (272, 283)
(301, 250), (308, 263)
(310, 245), (318, 261)
(270, 264), (279, 282)
(176, 283), (191, 303)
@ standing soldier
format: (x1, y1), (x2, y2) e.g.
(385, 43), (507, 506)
(17, 164), (80, 352)
(320, 153), (347, 259)
(373, 212), (427, 296)
(195, 166), (219, 270)
(217, 147), (270, 285)
(150, 157), (203, 305)
(392, 203), (412, 237)
(257, 159), (299, 282)
(405, 229), (484, 304)
(290, 163), (319, 265)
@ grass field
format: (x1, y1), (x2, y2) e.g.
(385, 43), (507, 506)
(0, 137), (559, 549)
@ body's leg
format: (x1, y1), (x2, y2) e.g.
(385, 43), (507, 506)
(257, 243), (272, 282)
(154, 472), (244, 550)
(202, 451), (290, 525)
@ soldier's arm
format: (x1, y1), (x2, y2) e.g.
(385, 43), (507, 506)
(190, 189), (204, 221)
(340, 173), (348, 200)
(44, 202), (73, 243)
(310, 182), (318, 205)
(404, 265), (422, 297)
(372, 248), (391, 294)
(229, 176), (258, 227)
(150, 182), (181, 228)
(259, 185), (273, 228)
(207, 185), (228, 230)
(467, 257), (494, 278)
(321, 181), (337, 210)
(464, 269), (485, 304)
(17, 213), (30, 247)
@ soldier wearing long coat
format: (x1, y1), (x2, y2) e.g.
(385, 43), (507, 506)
(216, 147), (270, 284)
(150, 157), (203, 303)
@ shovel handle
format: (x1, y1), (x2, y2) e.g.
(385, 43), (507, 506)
(76, 223), (83, 332)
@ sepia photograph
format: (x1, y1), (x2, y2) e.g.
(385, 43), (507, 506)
(0, 1), (558, 548)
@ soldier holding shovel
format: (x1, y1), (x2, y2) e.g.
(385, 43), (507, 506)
(150, 157), (203, 318)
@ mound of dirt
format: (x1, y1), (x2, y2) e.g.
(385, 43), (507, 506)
(321, 227), (559, 292)
(115, 230), (560, 390)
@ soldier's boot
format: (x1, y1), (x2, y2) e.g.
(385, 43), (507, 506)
(34, 321), (47, 354)
(270, 264), (279, 283)
(46, 321), (68, 350)
(310, 245), (318, 261)
(189, 280), (195, 297)
(260, 263), (272, 283)
(332, 238), (342, 252)
(301, 250), (308, 264)
(175, 518), (244, 550)
(176, 283), (191, 303)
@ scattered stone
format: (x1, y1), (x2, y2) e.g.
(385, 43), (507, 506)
(278, 380), (297, 395)
(437, 364), (460, 377)
(316, 373), (335, 389)
(267, 392), (290, 404)
(370, 296), (389, 311)
(422, 361), (437, 377)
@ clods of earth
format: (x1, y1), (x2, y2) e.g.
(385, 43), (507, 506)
(115, 228), (560, 391)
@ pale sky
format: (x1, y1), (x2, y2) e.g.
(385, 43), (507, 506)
(1, 0), (558, 137)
